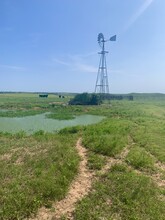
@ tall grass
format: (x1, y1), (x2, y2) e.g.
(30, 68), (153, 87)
(0, 132), (79, 219)
(82, 118), (132, 157)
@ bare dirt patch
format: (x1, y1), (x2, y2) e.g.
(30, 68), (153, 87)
(0, 153), (12, 161)
(0, 147), (20, 161)
(99, 145), (130, 176)
(155, 161), (165, 171)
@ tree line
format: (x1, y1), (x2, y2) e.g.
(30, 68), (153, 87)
(69, 93), (133, 105)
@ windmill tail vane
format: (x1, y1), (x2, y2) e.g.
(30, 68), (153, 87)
(110, 35), (116, 41)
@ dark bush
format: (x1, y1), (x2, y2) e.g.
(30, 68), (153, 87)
(69, 93), (101, 105)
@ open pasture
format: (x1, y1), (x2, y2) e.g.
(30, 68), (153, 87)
(0, 93), (165, 219)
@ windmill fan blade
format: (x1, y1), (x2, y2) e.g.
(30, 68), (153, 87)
(110, 35), (116, 41)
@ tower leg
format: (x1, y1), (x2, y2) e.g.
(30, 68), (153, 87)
(95, 51), (109, 96)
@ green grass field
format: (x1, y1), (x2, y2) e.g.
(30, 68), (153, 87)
(0, 93), (165, 219)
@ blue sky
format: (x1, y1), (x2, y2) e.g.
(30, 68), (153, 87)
(1, 0), (165, 93)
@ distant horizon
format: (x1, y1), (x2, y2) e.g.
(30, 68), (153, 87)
(1, 91), (165, 95)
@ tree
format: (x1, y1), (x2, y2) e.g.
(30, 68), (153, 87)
(69, 93), (101, 105)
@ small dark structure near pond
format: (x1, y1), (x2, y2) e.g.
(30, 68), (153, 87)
(59, 95), (65, 98)
(39, 94), (48, 98)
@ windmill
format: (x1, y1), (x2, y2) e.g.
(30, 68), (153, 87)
(95, 33), (116, 95)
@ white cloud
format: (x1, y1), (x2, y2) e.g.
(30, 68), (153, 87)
(52, 58), (71, 66)
(74, 63), (97, 73)
(51, 53), (97, 73)
(0, 64), (26, 71)
(71, 51), (97, 58)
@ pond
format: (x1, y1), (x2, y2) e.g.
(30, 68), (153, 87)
(0, 113), (104, 134)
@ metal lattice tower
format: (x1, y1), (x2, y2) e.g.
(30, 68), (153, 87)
(95, 33), (116, 95)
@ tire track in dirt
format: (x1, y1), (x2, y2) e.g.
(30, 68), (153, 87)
(98, 143), (131, 176)
(29, 138), (94, 220)
(28, 136), (164, 220)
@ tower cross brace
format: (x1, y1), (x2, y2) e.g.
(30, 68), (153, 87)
(95, 33), (116, 96)
(95, 44), (109, 94)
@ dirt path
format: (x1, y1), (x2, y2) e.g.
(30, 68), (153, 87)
(29, 138), (94, 220)
(28, 137), (164, 220)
